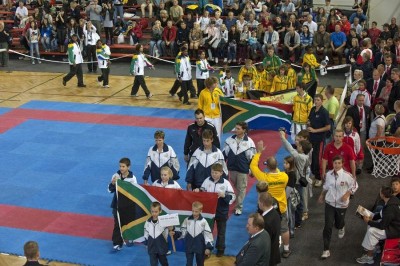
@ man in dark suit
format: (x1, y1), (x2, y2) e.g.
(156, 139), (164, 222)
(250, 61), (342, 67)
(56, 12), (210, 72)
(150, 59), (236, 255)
(346, 94), (371, 145)
(259, 192), (281, 266)
(367, 69), (385, 102)
(236, 213), (271, 266)
(382, 55), (397, 82)
(388, 68), (400, 113)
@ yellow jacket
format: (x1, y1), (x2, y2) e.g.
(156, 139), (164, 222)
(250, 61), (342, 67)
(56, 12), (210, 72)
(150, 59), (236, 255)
(303, 53), (320, 68)
(292, 93), (313, 124)
(255, 70), (274, 93)
(250, 153), (288, 213)
(287, 67), (297, 89)
(198, 87), (225, 118)
(271, 75), (289, 93)
(237, 66), (258, 83)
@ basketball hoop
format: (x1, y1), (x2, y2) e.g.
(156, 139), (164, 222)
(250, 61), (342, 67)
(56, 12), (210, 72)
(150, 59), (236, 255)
(366, 137), (400, 178)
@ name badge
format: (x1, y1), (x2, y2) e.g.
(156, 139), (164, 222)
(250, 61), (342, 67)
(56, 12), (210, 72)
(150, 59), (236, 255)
(211, 103), (216, 109)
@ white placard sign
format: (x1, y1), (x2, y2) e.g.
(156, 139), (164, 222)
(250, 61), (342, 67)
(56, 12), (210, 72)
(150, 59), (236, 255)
(158, 213), (180, 227)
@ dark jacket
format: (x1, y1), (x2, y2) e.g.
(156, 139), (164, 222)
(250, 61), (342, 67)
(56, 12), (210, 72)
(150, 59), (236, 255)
(368, 196), (400, 239)
(263, 209), (281, 266)
(184, 121), (220, 156)
(235, 229), (271, 266)
(24, 261), (47, 266)
(388, 81), (400, 113)
(108, 170), (134, 208)
(345, 104), (371, 134)
(366, 78), (385, 99)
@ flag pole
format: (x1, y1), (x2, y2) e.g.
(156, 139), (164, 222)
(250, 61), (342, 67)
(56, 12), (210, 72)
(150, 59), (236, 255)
(169, 233), (176, 252)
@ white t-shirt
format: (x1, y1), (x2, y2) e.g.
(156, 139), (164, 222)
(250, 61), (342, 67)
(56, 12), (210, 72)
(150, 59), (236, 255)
(369, 115), (386, 138)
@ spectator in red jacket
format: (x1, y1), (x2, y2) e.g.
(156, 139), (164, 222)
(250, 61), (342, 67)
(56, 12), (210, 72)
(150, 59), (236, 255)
(161, 20), (177, 57)
(127, 20), (143, 45)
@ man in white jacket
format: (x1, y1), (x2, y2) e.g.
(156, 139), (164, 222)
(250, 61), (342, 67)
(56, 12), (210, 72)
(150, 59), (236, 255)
(318, 155), (358, 259)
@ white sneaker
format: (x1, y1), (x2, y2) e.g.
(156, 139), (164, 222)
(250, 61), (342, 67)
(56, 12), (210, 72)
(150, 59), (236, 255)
(113, 245), (122, 251)
(338, 227), (345, 238)
(314, 180), (323, 187)
(228, 59), (232, 63)
(224, 58), (227, 62)
(321, 250), (330, 259)
(102, 85), (110, 88)
(234, 209), (242, 216)
(32, 61), (35, 65)
(233, 59), (237, 63)
(356, 254), (374, 264)
(215, 57), (219, 63)
(146, 93), (153, 99)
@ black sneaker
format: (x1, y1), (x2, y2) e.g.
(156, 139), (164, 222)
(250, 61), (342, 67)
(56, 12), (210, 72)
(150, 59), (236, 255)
(62, 79), (66, 86)
(282, 250), (291, 258)
(183, 101), (191, 105)
(356, 169), (362, 175)
(77, 84), (86, 88)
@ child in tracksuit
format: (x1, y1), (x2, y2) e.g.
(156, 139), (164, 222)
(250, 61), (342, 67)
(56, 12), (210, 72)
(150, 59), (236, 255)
(196, 50), (214, 96)
(195, 163), (236, 257)
(130, 44), (154, 98)
(180, 201), (214, 266)
(220, 69), (235, 98)
(96, 39), (111, 88)
(108, 157), (137, 251)
(186, 129), (228, 191)
(144, 201), (172, 266)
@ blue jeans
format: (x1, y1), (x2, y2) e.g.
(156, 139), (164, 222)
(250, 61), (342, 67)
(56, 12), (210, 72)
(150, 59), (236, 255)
(149, 39), (162, 56)
(114, 5), (124, 23)
(41, 36), (51, 50)
(30, 42), (40, 62)
(228, 44), (236, 60)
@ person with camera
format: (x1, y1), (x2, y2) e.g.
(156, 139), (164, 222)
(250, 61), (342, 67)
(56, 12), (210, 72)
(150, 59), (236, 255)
(85, 0), (102, 34)
(84, 21), (100, 73)
(101, 1), (114, 45)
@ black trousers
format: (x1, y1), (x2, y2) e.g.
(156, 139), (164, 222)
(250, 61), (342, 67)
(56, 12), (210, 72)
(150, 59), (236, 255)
(181, 80), (192, 103)
(186, 252), (205, 266)
(98, 68), (110, 86)
(64, 64), (84, 86)
(283, 46), (301, 61)
(323, 203), (347, 250)
(149, 253), (168, 266)
(112, 208), (123, 246)
(196, 79), (205, 96)
(311, 140), (323, 180)
(87, 44), (97, 72)
(215, 217), (227, 251)
(170, 79), (196, 98)
(131, 75), (151, 96)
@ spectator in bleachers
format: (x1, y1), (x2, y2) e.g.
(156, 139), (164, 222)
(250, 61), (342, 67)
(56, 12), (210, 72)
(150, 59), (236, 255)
(158, 9), (169, 27)
(286, 14), (301, 32)
(339, 16), (351, 36)
(15, 1), (28, 27)
(197, 10), (210, 33)
(297, 62), (318, 86)
(241, 1), (255, 21)
(40, 18), (52, 51)
(204, 20), (221, 62)
(259, 5), (272, 28)
(368, 21), (381, 45)
(274, 16), (286, 45)
(66, 18), (79, 42)
(376, 77), (394, 112)
(382, 55), (396, 81)
(394, 37), (400, 65)
(253, 0), (263, 18)
(237, 24), (250, 64)
(367, 69), (385, 102)
(55, 9), (67, 53)
(161, 20), (177, 57)
(344, 29), (360, 62)
(189, 22), (201, 58)
(299, 25), (313, 59)
(326, 16), (337, 34)
(303, 14), (317, 35)
(279, 0), (295, 20)
(247, 13), (258, 32)
(27, 20), (41, 64)
(380, 23), (392, 41)
(85, 0), (102, 34)
(351, 17), (362, 36)
(84, 21), (100, 73)
(262, 25), (279, 56)
(0, 21), (10, 67)
(32, 8), (42, 27)
(330, 24), (346, 64)
(66, 1), (81, 23)
(176, 21), (190, 49)
(217, 24), (228, 62)
(223, 0), (239, 16)
(314, 7), (327, 27)
(283, 26), (301, 63)
(212, 11), (223, 29)
(322, 0), (333, 16)
(113, 0), (124, 24)
(235, 13), (247, 33)
(326, 8), (339, 28)
(349, 79), (371, 107)
(313, 24), (331, 62)
(224, 11), (237, 33)
(227, 24), (240, 63)
(150, 20), (163, 57)
(169, 0), (183, 25)
(183, 12), (194, 30)
(349, 7), (367, 25)
(141, 0), (153, 18)
(389, 17), (399, 39)
(101, 1), (114, 45)
(346, 37), (360, 65)
(248, 31), (261, 60)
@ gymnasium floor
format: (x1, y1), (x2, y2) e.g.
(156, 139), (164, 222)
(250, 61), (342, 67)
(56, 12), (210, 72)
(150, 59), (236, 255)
(0, 60), (390, 266)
